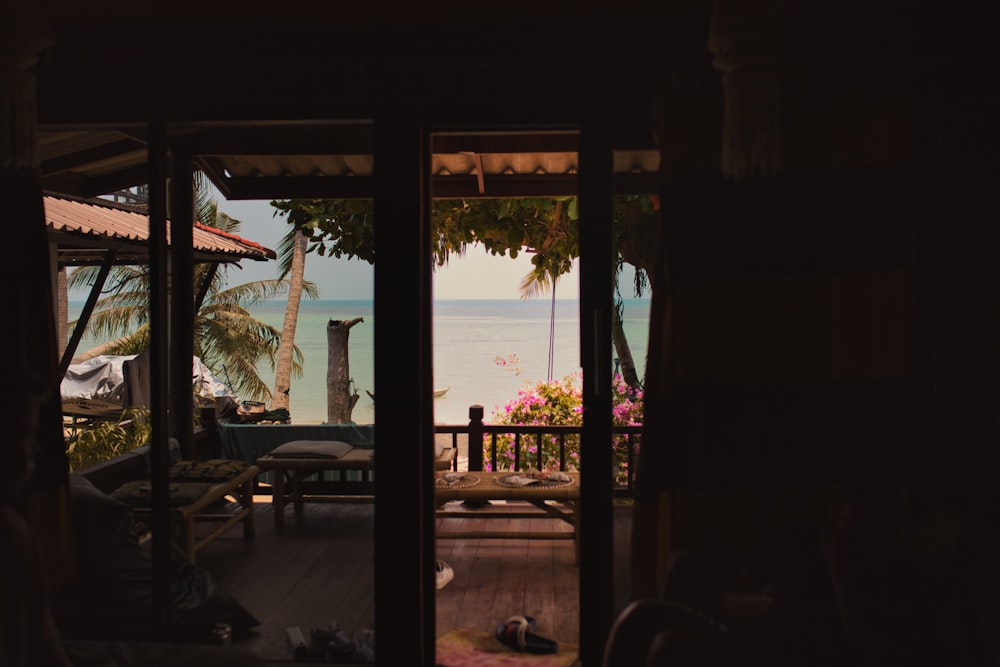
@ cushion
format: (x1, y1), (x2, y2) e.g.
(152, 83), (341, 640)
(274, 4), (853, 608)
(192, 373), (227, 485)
(111, 480), (213, 507)
(170, 458), (250, 481)
(267, 439), (354, 459)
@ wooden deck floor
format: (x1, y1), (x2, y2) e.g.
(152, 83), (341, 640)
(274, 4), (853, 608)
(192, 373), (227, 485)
(194, 496), (633, 665)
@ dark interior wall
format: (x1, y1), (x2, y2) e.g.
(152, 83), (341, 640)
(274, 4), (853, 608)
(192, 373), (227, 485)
(636, 1), (1000, 600)
(33, 5), (680, 128)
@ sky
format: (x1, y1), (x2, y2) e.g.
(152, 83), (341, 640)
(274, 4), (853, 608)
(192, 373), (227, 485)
(68, 197), (645, 302)
(215, 198), (580, 301)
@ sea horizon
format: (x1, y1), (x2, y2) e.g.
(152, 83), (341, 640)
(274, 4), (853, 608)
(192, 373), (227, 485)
(67, 297), (651, 425)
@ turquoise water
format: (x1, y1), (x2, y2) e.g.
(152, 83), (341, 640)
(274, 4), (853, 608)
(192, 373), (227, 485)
(67, 298), (650, 425)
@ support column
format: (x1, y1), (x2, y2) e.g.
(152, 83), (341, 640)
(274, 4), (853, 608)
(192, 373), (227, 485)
(1, 12), (76, 590)
(374, 110), (434, 664)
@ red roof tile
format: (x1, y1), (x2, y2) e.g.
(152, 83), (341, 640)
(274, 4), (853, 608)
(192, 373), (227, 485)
(44, 193), (276, 265)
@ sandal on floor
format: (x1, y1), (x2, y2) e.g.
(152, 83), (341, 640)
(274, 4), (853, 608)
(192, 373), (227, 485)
(495, 615), (558, 654)
(311, 621), (355, 661)
(436, 560), (455, 590)
(353, 628), (376, 662)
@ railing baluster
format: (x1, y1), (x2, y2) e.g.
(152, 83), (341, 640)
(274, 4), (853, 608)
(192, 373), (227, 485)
(627, 433), (636, 491)
(449, 409), (641, 494)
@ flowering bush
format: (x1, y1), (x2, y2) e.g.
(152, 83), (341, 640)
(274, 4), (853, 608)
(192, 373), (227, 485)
(488, 370), (643, 486)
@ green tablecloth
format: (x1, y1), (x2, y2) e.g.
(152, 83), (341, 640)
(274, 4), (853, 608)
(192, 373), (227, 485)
(218, 423), (376, 464)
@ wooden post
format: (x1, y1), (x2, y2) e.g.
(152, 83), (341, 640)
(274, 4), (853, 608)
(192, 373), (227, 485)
(467, 404), (484, 471)
(1, 13), (77, 595)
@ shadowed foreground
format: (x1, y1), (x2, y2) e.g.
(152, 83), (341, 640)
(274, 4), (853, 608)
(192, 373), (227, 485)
(194, 497), (632, 665)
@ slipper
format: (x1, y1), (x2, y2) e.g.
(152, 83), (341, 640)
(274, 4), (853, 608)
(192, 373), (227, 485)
(309, 621), (355, 661)
(436, 560), (455, 590)
(353, 628), (376, 662)
(308, 626), (330, 659)
(495, 615), (558, 654)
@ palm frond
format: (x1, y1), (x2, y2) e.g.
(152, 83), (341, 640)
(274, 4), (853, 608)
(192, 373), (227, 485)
(210, 279), (288, 307)
(276, 226), (307, 279)
(519, 270), (554, 300)
(77, 302), (151, 340)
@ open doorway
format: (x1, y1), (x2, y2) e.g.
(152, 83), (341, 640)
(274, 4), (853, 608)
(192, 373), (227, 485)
(429, 129), (586, 657)
(429, 128), (659, 661)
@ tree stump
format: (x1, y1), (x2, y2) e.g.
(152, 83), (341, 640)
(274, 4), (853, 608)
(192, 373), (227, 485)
(326, 317), (363, 423)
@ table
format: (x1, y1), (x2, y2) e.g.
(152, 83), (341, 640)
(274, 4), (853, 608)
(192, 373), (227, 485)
(257, 446), (458, 527)
(256, 449), (376, 527)
(434, 471), (581, 563)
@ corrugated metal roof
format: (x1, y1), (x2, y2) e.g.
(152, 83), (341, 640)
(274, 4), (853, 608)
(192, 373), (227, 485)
(44, 193), (276, 266)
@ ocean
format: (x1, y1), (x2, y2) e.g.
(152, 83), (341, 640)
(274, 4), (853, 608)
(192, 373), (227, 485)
(67, 298), (651, 425)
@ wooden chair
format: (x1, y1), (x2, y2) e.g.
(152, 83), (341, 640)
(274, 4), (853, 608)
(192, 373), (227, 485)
(111, 459), (258, 564)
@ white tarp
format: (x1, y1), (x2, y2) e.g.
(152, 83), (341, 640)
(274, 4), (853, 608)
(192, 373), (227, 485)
(61, 354), (133, 404)
(61, 353), (238, 412)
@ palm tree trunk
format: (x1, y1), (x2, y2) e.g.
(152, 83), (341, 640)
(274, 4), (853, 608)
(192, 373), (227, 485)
(271, 231), (308, 411)
(613, 306), (642, 390)
(327, 317), (363, 423)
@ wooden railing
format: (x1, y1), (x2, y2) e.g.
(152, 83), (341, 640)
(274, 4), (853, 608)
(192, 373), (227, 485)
(435, 405), (642, 498)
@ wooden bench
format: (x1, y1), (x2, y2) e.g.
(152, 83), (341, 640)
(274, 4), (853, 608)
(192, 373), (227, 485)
(114, 463), (259, 564)
(257, 444), (457, 527)
(434, 471), (581, 563)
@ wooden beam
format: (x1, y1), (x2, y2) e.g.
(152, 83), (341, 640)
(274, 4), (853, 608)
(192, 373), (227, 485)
(40, 138), (147, 175)
(178, 123), (374, 155)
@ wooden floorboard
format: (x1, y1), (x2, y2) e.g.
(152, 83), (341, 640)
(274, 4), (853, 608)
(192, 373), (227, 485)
(194, 496), (632, 664)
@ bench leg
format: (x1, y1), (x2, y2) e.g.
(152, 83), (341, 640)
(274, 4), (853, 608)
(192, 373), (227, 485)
(240, 477), (256, 540)
(273, 470), (286, 528)
(182, 516), (196, 564)
(292, 474), (304, 517)
(574, 501), (581, 566)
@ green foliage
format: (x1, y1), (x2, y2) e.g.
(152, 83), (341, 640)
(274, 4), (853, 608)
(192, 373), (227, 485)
(268, 195), (659, 293)
(270, 199), (375, 263)
(488, 371), (643, 486)
(612, 195), (660, 296)
(65, 407), (151, 472)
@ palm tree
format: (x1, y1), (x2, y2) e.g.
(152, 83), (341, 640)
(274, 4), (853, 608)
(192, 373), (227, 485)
(516, 199), (643, 390)
(66, 179), (306, 401)
(270, 225), (316, 410)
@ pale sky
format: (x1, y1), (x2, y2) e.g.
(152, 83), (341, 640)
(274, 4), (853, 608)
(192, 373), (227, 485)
(216, 198), (580, 301)
(68, 197), (649, 302)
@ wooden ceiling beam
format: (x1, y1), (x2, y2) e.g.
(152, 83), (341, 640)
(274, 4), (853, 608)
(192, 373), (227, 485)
(76, 164), (151, 199)
(433, 132), (579, 154)
(217, 172), (661, 201)
(41, 138), (147, 175)
(219, 175), (376, 201)
(176, 124), (374, 156)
